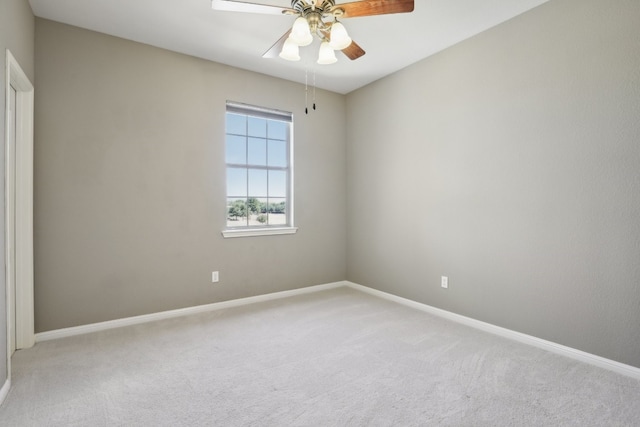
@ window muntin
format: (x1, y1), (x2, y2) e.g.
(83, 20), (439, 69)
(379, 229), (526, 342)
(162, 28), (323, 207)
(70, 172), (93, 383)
(225, 102), (293, 230)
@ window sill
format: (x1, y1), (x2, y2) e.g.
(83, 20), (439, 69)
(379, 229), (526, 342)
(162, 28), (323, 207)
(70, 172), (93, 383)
(221, 227), (298, 239)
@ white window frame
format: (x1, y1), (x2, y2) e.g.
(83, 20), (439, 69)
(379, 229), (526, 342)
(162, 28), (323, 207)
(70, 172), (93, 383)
(222, 102), (297, 238)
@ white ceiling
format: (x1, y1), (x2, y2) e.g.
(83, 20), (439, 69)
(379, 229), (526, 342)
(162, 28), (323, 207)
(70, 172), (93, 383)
(28, 0), (550, 94)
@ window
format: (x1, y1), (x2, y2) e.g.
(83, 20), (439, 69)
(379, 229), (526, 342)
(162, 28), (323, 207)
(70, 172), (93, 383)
(223, 102), (296, 238)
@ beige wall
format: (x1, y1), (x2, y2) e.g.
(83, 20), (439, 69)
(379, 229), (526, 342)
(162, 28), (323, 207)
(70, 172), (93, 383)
(0, 0), (34, 390)
(34, 19), (347, 331)
(346, 0), (640, 368)
(30, 0), (640, 371)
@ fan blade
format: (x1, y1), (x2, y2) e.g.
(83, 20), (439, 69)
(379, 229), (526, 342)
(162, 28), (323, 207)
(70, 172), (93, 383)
(341, 40), (366, 60)
(211, 0), (293, 15)
(320, 29), (366, 61)
(262, 29), (292, 58)
(332, 0), (414, 18)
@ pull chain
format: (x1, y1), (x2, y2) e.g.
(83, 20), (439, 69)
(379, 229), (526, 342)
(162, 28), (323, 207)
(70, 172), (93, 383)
(305, 69), (309, 115)
(304, 69), (317, 114)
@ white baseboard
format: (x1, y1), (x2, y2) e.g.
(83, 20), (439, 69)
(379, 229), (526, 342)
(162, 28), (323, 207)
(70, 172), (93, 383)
(345, 281), (640, 380)
(0, 379), (10, 407)
(35, 281), (347, 343)
(34, 279), (640, 380)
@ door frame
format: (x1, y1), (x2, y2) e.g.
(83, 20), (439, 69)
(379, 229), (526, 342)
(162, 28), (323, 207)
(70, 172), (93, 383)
(8, 80), (16, 356)
(4, 49), (34, 365)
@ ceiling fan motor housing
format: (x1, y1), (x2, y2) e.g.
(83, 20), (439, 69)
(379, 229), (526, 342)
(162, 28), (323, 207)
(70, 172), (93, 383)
(291, 0), (339, 17)
(289, 0), (343, 34)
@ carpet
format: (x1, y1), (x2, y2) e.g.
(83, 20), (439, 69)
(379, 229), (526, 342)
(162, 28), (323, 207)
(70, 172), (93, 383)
(1, 287), (639, 426)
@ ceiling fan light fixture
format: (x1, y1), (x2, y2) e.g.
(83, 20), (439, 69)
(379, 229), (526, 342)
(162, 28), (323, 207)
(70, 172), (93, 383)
(317, 41), (337, 65)
(279, 37), (301, 61)
(290, 17), (313, 47)
(328, 21), (352, 50)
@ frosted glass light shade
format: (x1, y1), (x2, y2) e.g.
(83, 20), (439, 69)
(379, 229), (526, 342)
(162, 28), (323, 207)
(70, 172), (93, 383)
(279, 37), (300, 61)
(329, 22), (352, 50)
(317, 41), (337, 64)
(290, 17), (313, 46)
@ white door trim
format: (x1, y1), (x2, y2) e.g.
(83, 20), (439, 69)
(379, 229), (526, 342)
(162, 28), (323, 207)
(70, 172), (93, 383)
(4, 49), (34, 361)
(8, 81), (16, 356)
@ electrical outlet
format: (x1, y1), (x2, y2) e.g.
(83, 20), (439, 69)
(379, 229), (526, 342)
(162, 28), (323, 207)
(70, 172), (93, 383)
(441, 276), (448, 289)
(212, 271), (219, 283)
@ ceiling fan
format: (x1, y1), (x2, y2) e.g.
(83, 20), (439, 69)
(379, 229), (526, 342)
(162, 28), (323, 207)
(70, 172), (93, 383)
(211, 0), (415, 64)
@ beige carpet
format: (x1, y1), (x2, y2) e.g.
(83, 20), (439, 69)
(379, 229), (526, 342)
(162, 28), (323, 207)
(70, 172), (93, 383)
(1, 286), (639, 426)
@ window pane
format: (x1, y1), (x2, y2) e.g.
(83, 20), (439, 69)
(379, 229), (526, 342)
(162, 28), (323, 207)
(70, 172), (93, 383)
(227, 167), (247, 197)
(248, 137), (267, 166)
(248, 198), (268, 227)
(268, 121), (287, 140)
(248, 117), (267, 137)
(268, 139), (287, 167)
(269, 170), (287, 198)
(226, 113), (246, 135)
(227, 198), (248, 227)
(226, 135), (246, 165)
(268, 198), (287, 225)
(246, 197), (264, 215)
(248, 169), (267, 197)
(225, 103), (292, 230)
